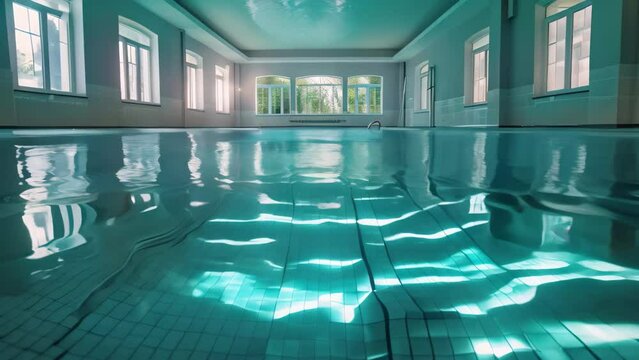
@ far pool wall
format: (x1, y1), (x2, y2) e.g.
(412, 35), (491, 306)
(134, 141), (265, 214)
(0, 0), (238, 127)
(238, 62), (401, 127)
(401, 0), (639, 127)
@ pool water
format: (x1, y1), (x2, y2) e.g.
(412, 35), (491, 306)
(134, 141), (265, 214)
(0, 128), (638, 359)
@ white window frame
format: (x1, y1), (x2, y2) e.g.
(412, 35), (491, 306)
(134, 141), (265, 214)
(185, 50), (203, 111)
(215, 65), (230, 114)
(471, 34), (489, 104)
(7, 0), (85, 95)
(295, 75), (343, 115)
(542, 0), (592, 94)
(417, 62), (430, 111)
(255, 75), (291, 115)
(347, 75), (383, 115)
(118, 17), (159, 105)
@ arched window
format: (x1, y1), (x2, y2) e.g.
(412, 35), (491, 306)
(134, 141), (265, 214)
(417, 63), (430, 110)
(185, 50), (203, 110)
(465, 29), (489, 105)
(256, 76), (291, 115)
(119, 17), (159, 104)
(347, 76), (382, 114)
(296, 76), (343, 114)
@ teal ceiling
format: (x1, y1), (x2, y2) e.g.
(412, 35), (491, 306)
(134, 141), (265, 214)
(175, 0), (459, 53)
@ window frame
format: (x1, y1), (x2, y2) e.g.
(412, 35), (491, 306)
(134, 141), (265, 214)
(416, 62), (430, 112)
(471, 35), (489, 105)
(215, 65), (230, 114)
(185, 50), (203, 111)
(8, 0), (76, 95)
(119, 35), (152, 104)
(118, 17), (159, 105)
(295, 75), (343, 115)
(347, 75), (383, 115)
(255, 75), (291, 116)
(541, 0), (592, 96)
(464, 28), (490, 106)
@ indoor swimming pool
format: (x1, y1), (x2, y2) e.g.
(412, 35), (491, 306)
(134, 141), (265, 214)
(0, 127), (638, 359)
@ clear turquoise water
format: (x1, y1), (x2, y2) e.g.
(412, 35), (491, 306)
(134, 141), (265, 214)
(0, 128), (638, 359)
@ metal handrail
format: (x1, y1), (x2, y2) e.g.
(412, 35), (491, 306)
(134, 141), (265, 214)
(367, 120), (382, 129)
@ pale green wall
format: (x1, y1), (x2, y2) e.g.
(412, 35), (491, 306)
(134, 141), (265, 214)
(404, 0), (494, 127)
(403, 0), (639, 127)
(0, 0), (237, 127)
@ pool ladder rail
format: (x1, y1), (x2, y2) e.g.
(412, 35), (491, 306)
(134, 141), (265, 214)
(367, 120), (382, 129)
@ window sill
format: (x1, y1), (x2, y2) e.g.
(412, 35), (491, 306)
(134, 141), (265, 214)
(216, 111), (231, 115)
(14, 87), (88, 99)
(464, 101), (488, 108)
(187, 108), (205, 113)
(414, 109), (430, 114)
(122, 100), (161, 107)
(533, 87), (589, 99)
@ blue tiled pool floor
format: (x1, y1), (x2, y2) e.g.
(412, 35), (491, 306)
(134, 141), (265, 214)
(1, 128), (638, 359)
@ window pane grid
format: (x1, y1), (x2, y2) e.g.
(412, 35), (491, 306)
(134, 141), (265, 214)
(472, 49), (488, 103)
(547, 17), (567, 91)
(13, 3), (45, 89)
(216, 66), (230, 113)
(256, 76), (291, 115)
(46, 13), (70, 92)
(571, 5), (591, 88)
(346, 76), (382, 114)
(544, 1), (590, 93)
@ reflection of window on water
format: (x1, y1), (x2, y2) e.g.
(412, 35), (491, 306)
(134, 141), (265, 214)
(130, 192), (159, 213)
(22, 204), (89, 259)
(295, 143), (343, 169)
(471, 132), (487, 187)
(254, 142), (264, 177)
(187, 132), (202, 184)
(117, 134), (161, 185)
(469, 193), (488, 214)
(16, 144), (89, 202)
(542, 213), (573, 246)
(216, 141), (231, 178)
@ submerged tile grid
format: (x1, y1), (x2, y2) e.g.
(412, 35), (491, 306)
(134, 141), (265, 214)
(3, 178), (638, 359)
(2, 129), (639, 359)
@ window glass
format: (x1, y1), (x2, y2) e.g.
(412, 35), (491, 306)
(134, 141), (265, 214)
(256, 76), (290, 115)
(139, 48), (151, 102)
(296, 76), (343, 114)
(473, 50), (488, 103)
(347, 76), (382, 114)
(419, 64), (429, 110)
(119, 41), (126, 99)
(216, 65), (230, 113)
(470, 33), (489, 104)
(544, 1), (591, 92)
(47, 14), (70, 92)
(119, 19), (157, 103)
(13, 3), (44, 89)
(547, 17), (567, 91)
(571, 6), (591, 88)
(185, 50), (203, 110)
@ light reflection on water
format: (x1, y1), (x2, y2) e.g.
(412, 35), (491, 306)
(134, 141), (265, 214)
(0, 128), (638, 358)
